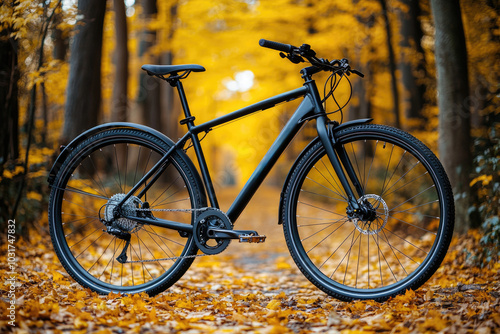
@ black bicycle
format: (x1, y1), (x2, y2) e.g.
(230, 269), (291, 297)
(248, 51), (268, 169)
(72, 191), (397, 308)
(48, 39), (454, 301)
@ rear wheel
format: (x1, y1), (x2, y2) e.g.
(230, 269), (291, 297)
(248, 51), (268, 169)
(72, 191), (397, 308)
(49, 129), (205, 295)
(282, 124), (454, 301)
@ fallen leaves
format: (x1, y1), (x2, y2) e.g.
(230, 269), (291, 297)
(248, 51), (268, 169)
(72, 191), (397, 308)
(0, 208), (499, 333)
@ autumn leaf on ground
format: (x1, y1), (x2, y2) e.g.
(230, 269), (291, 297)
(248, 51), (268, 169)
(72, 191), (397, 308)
(0, 207), (498, 334)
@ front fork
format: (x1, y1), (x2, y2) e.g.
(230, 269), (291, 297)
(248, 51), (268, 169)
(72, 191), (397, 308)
(316, 117), (365, 216)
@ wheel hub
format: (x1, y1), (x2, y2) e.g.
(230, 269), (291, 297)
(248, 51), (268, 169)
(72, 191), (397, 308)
(352, 194), (389, 235)
(104, 193), (143, 232)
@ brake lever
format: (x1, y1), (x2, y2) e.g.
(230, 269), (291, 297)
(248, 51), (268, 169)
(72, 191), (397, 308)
(351, 69), (365, 78)
(279, 52), (304, 64)
(299, 44), (316, 58)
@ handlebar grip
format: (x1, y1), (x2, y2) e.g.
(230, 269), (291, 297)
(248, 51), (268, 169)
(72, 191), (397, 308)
(259, 39), (295, 53)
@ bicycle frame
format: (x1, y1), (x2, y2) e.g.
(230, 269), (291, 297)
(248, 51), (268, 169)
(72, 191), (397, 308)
(116, 68), (363, 231)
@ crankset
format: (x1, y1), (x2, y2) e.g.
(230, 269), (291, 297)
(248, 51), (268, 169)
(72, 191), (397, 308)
(194, 208), (266, 255)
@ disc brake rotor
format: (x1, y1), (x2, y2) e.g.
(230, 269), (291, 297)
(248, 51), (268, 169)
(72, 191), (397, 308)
(353, 194), (389, 235)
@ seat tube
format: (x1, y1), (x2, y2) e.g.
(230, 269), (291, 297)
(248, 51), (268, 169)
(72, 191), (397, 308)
(190, 133), (219, 209)
(174, 80), (219, 208)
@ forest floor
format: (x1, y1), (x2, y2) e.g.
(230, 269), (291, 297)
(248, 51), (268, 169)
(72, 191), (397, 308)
(1, 186), (499, 333)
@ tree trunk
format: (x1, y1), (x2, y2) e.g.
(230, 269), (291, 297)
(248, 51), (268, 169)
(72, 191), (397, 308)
(430, 0), (471, 233)
(378, 0), (401, 129)
(160, 2), (180, 138)
(349, 56), (373, 159)
(111, 0), (129, 122)
(160, 51), (177, 137)
(0, 31), (19, 166)
(397, 0), (427, 124)
(62, 0), (107, 143)
(137, 0), (161, 131)
(350, 2), (374, 123)
(52, 2), (68, 62)
(0, 29), (19, 237)
(349, 64), (372, 121)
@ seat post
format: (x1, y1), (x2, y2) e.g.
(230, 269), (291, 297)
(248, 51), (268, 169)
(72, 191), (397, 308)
(173, 79), (196, 128)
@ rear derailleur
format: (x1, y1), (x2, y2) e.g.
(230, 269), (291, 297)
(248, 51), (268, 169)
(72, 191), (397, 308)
(100, 194), (154, 264)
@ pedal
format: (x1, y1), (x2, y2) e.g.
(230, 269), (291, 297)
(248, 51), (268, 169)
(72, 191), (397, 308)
(239, 234), (266, 243)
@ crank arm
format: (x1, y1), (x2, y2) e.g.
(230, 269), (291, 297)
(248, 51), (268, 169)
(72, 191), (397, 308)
(122, 215), (193, 233)
(207, 228), (266, 243)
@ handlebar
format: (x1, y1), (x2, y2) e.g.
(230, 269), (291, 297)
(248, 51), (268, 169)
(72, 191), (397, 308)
(259, 39), (296, 54)
(259, 39), (364, 78)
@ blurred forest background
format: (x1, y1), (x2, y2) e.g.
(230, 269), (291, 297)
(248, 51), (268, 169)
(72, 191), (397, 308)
(0, 0), (498, 262)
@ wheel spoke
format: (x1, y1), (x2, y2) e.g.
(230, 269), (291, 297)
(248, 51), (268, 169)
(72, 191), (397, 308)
(64, 217), (100, 238)
(298, 200), (348, 218)
(300, 189), (348, 203)
(56, 185), (109, 200)
(319, 159), (348, 200)
(305, 219), (348, 253)
(390, 184), (436, 211)
(381, 161), (421, 198)
(113, 144), (123, 193)
(88, 236), (115, 272)
(380, 229), (408, 277)
(149, 174), (181, 206)
(143, 226), (177, 260)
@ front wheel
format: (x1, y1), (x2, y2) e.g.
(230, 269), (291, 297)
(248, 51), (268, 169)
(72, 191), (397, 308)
(282, 124), (454, 301)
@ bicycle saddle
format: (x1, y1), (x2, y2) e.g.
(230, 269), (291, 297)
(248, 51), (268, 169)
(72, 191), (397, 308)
(141, 64), (206, 76)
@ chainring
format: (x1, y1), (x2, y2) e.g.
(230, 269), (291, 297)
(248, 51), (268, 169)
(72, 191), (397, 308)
(194, 209), (232, 255)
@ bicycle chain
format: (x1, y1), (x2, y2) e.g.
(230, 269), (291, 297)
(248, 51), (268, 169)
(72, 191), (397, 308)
(123, 207), (214, 263)
(124, 252), (208, 263)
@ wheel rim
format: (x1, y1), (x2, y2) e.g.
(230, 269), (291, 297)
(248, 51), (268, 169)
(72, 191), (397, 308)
(51, 135), (198, 291)
(290, 135), (447, 296)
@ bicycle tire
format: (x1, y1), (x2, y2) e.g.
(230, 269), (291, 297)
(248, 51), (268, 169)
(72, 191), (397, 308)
(49, 128), (206, 295)
(282, 124), (454, 301)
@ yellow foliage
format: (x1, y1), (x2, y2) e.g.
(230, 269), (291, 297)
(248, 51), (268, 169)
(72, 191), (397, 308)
(275, 257), (292, 270)
(470, 174), (494, 187)
(1, 166), (24, 179)
(27, 191), (42, 201)
(266, 299), (281, 310)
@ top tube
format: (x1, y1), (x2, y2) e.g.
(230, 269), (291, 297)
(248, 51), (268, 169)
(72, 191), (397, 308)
(190, 86), (309, 134)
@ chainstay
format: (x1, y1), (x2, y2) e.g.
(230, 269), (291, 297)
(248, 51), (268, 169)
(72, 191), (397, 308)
(134, 207), (210, 213)
(123, 207), (212, 263)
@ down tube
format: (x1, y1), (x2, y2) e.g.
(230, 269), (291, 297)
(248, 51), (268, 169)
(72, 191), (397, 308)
(226, 96), (315, 223)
